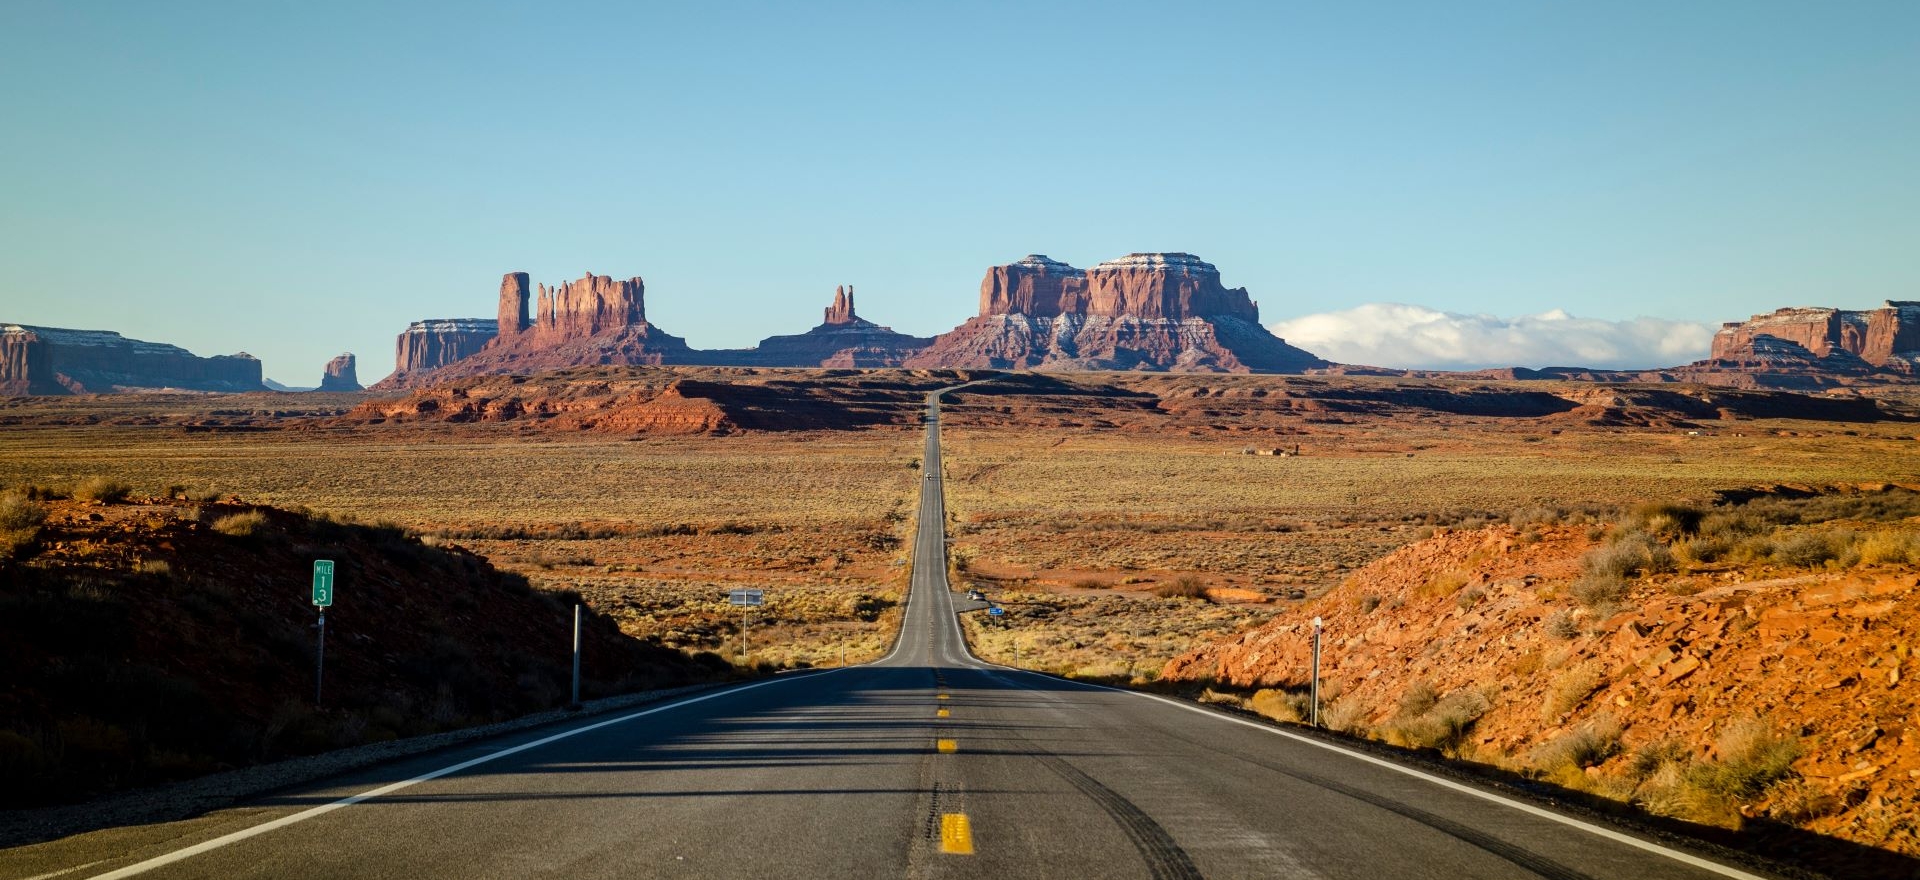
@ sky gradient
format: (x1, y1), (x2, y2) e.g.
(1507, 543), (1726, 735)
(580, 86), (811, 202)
(3, 1), (1916, 381)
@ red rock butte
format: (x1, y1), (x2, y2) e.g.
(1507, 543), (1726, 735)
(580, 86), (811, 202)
(905, 253), (1326, 373)
(1712, 302), (1920, 373)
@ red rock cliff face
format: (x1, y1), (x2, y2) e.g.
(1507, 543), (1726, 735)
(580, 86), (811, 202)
(1712, 301), (1920, 374)
(911, 253), (1324, 373)
(496, 272), (531, 342)
(735, 286), (932, 367)
(373, 319), (500, 390)
(529, 273), (646, 345)
(0, 324), (263, 395)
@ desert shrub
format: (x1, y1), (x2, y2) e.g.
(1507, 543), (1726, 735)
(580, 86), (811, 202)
(1455, 587), (1485, 611)
(1358, 594), (1382, 613)
(1775, 532), (1842, 569)
(1544, 610), (1581, 640)
(1860, 531), (1920, 565)
(1532, 716), (1623, 774)
(1508, 506), (1560, 528)
(1698, 511), (1765, 541)
(211, 510), (270, 538)
(135, 559), (172, 577)
(1542, 661), (1606, 720)
(1626, 502), (1704, 539)
(1248, 688), (1310, 724)
(1396, 680), (1439, 718)
(1765, 777), (1844, 823)
(1420, 568), (1471, 598)
(1687, 719), (1802, 801)
(1322, 698), (1370, 734)
(0, 491), (46, 531)
(1150, 576), (1209, 601)
(1569, 572), (1626, 608)
(73, 477), (133, 503)
(1673, 536), (1729, 566)
(1384, 688), (1490, 754)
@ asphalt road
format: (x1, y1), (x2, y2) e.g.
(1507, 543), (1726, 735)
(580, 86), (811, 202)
(3, 385), (1775, 880)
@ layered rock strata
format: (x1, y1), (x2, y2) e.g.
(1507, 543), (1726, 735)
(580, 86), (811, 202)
(403, 272), (696, 384)
(372, 318), (499, 390)
(1713, 302), (1920, 373)
(908, 253), (1326, 373)
(0, 324), (263, 396)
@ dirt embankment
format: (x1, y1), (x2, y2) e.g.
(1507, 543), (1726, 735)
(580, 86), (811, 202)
(1164, 493), (1920, 865)
(0, 493), (724, 808)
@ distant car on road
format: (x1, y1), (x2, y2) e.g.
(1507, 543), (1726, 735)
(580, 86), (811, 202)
(966, 590), (985, 601)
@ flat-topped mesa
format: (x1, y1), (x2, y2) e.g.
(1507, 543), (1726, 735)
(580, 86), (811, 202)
(980, 255), (1089, 317)
(1713, 301), (1920, 372)
(913, 252), (1324, 373)
(1085, 253), (1260, 321)
(318, 352), (362, 392)
(0, 324), (264, 395)
(529, 273), (647, 344)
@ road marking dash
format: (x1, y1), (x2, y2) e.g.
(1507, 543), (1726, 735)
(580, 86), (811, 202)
(939, 813), (975, 855)
(937, 739), (958, 753)
(937, 707), (950, 718)
(936, 693), (949, 700)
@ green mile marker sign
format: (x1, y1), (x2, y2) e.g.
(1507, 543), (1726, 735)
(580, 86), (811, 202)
(312, 560), (335, 607)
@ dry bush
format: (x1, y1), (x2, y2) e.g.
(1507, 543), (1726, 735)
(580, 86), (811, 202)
(1625, 502), (1704, 539)
(1634, 720), (1803, 828)
(1151, 576), (1210, 601)
(1384, 684), (1489, 754)
(73, 477), (132, 504)
(0, 490), (46, 559)
(1775, 531), (1843, 569)
(1322, 697), (1370, 734)
(1764, 778), (1844, 823)
(1544, 610), (1581, 640)
(1687, 719), (1802, 801)
(1859, 530), (1920, 565)
(1531, 716), (1622, 776)
(1420, 568), (1472, 598)
(1248, 688), (1309, 724)
(211, 510), (270, 538)
(1542, 661), (1606, 720)
(1569, 572), (1626, 608)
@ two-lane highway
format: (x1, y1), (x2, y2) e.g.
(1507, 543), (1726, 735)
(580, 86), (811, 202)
(5, 384), (1772, 879)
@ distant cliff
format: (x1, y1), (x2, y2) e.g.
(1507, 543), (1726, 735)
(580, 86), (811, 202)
(371, 318), (499, 390)
(0, 324), (263, 395)
(1712, 302), (1920, 374)
(905, 253), (1327, 372)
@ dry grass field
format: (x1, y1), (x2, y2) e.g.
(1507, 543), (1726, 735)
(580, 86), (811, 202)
(0, 419), (922, 665)
(937, 414), (1920, 676)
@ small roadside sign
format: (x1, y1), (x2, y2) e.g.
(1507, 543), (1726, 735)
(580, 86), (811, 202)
(987, 606), (1005, 617)
(312, 560), (335, 607)
(728, 588), (764, 607)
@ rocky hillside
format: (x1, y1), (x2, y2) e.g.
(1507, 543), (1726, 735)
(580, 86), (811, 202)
(0, 488), (723, 808)
(1162, 485), (1920, 869)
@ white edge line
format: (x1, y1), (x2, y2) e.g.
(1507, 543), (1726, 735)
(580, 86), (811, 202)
(969, 661), (1769, 880)
(84, 670), (848, 880)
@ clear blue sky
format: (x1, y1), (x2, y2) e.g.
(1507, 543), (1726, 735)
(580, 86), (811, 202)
(3, 1), (1916, 381)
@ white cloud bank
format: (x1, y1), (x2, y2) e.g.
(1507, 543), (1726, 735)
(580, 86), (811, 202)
(1268, 303), (1714, 371)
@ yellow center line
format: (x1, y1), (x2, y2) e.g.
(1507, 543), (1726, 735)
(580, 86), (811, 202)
(937, 707), (950, 718)
(937, 739), (958, 753)
(937, 693), (949, 700)
(940, 813), (975, 855)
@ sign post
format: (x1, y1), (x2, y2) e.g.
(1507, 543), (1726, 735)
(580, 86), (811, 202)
(1310, 616), (1323, 728)
(727, 589), (764, 660)
(571, 604), (582, 708)
(311, 560), (335, 706)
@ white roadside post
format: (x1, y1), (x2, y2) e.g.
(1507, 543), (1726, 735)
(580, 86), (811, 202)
(571, 604), (582, 708)
(1310, 616), (1323, 728)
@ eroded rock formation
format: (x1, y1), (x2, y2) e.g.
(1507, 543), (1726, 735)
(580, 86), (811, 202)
(400, 272), (695, 384)
(1713, 302), (1920, 373)
(0, 324), (264, 396)
(739, 286), (933, 367)
(908, 253), (1326, 373)
(318, 353), (362, 392)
